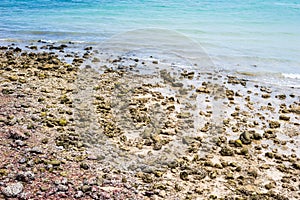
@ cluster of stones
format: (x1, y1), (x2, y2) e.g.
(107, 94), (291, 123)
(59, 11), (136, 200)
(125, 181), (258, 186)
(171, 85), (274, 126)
(0, 43), (299, 199)
(0, 46), (142, 199)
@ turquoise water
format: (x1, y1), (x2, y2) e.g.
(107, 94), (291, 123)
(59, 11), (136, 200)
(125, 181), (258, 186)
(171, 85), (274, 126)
(0, 0), (300, 80)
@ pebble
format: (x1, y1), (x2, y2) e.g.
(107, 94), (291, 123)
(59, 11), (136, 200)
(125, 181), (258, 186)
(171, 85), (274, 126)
(57, 184), (68, 192)
(75, 190), (84, 198)
(16, 171), (35, 182)
(279, 115), (290, 121)
(19, 157), (27, 164)
(1, 182), (23, 197)
(27, 147), (43, 154)
(239, 131), (251, 144)
(220, 146), (234, 156)
(269, 121), (280, 128)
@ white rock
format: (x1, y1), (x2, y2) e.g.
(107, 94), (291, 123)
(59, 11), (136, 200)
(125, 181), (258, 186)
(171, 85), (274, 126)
(1, 182), (23, 197)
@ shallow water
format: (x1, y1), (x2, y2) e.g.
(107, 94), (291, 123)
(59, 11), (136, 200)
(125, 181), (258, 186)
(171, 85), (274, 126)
(0, 0), (300, 85)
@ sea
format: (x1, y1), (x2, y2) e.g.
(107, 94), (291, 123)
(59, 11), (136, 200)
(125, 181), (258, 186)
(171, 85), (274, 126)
(0, 0), (300, 87)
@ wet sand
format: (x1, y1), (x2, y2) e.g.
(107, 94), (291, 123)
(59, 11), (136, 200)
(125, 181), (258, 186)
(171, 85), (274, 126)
(0, 43), (299, 199)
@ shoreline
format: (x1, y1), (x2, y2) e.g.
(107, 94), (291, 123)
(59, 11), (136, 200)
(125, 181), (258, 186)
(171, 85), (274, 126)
(0, 42), (299, 199)
(1, 39), (300, 89)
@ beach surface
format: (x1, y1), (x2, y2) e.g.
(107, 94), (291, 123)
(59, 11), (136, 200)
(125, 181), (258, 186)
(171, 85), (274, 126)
(0, 42), (299, 199)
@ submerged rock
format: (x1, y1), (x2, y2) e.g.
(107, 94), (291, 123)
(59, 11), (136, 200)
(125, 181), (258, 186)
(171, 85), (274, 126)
(240, 131), (251, 144)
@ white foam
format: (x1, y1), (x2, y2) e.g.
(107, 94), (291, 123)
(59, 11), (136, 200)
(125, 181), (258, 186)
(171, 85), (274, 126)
(282, 73), (300, 79)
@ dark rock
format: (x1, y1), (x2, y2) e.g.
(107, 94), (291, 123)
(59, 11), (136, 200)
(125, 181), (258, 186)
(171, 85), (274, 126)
(279, 115), (290, 121)
(239, 131), (251, 144)
(16, 171), (35, 182)
(252, 132), (262, 140)
(265, 152), (274, 159)
(262, 94), (271, 98)
(80, 163), (89, 170)
(8, 129), (28, 141)
(269, 121), (280, 128)
(220, 146), (234, 156)
(180, 171), (189, 181)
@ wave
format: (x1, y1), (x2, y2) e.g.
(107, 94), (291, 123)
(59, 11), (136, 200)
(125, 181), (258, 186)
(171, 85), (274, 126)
(235, 70), (300, 88)
(282, 73), (300, 79)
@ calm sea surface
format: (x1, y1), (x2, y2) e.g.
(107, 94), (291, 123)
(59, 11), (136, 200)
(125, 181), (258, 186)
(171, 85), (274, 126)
(0, 0), (300, 85)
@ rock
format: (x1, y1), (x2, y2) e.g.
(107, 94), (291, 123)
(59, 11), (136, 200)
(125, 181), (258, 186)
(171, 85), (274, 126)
(84, 46), (92, 50)
(269, 121), (280, 128)
(58, 118), (67, 126)
(247, 168), (258, 178)
(292, 163), (300, 170)
(27, 147), (43, 154)
(15, 140), (26, 146)
(176, 112), (191, 119)
(49, 160), (61, 166)
(8, 76), (18, 81)
(57, 184), (68, 192)
(276, 94), (286, 100)
(265, 152), (274, 159)
(279, 115), (290, 121)
(0, 169), (8, 176)
(80, 163), (89, 170)
(1, 182), (23, 197)
(75, 190), (84, 198)
(172, 82), (184, 87)
(252, 132), (262, 140)
(265, 182), (276, 190)
(239, 147), (249, 155)
(8, 129), (28, 141)
(239, 131), (251, 144)
(153, 143), (162, 150)
(92, 57), (100, 63)
(225, 172), (234, 179)
(220, 146), (234, 156)
(196, 87), (209, 93)
(180, 171), (189, 181)
(290, 105), (300, 114)
(262, 94), (271, 98)
(16, 171), (35, 182)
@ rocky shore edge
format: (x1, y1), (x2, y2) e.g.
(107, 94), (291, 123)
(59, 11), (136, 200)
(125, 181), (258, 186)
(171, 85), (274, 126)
(0, 42), (299, 200)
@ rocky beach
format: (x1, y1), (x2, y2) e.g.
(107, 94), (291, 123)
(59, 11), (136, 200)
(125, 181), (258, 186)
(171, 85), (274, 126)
(0, 42), (299, 200)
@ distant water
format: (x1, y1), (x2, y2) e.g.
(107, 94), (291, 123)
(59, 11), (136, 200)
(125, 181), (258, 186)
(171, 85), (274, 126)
(0, 0), (300, 85)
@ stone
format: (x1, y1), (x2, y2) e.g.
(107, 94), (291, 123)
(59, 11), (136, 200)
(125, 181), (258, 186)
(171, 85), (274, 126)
(220, 146), (234, 156)
(16, 171), (35, 182)
(265, 182), (276, 190)
(80, 163), (89, 170)
(1, 182), (23, 197)
(262, 94), (270, 98)
(252, 132), (262, 140)
(8, 129), (28, 141)
(176, 112), (191, 119)
(49, 160), (61, 166)
(57, 184), (68, 192)
(276, 94), (286, 100)
(269, 121), (280, 128)
(279, 115), (290, 121)
(75, 190), (84, 198)
(180, 171), (189, 181)
(265, 152), (274, 159)
(8, 76), (18, 81)
(27, 147), (43, 154)
(239, 131), (251, 144)
(58, 118), (67, 126)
